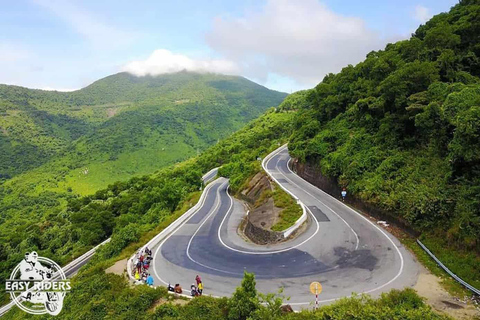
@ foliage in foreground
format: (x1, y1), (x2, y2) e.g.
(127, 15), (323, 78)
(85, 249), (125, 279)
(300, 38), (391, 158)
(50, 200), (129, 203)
(5, 269), (449, 320)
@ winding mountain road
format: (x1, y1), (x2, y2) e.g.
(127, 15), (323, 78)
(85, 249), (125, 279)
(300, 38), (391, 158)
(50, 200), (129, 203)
(151, 145), (419, 307)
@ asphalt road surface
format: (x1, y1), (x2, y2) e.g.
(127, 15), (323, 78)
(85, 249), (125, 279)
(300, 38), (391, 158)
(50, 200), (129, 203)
(152, 146), (419, 308)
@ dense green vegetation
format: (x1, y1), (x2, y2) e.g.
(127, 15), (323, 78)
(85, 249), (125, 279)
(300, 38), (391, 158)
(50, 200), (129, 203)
(3, 1), (480, 318)
(5, 268), (450, 319)
(270, 186), (303, 231)
(0, 73), (286, 307)
(0, 109), (294, 305)
(1, 106), (448, 319)
(0, 71), (285, 190)
(286, 0), (480, 287)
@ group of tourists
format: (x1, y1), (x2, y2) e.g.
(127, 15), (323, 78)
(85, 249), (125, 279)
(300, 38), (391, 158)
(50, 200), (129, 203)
(132, 247), (154, 286)
(168, 274), (204, 297)
(132, 248), (205, 296)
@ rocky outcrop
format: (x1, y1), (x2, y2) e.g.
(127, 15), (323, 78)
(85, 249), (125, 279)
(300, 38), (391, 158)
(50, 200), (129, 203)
(240, 172), (285, 244)
(244, 219), (284, 244)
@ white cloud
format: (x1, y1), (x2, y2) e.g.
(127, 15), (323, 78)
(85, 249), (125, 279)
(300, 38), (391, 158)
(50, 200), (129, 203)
(413, 5), (432, 23)
(33, 0), (136, 49)
(205, 0), (385, 87)
(122, 49), (240, 76)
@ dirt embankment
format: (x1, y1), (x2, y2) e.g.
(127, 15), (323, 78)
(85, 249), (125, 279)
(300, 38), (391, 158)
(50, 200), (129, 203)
(239, 172), (285, 244)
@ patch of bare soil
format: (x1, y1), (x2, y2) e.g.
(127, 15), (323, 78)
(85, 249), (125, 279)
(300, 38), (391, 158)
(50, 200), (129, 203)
(106, 107), (119, 118)
(105, 258), (127, 276)
(149, 296), (189, 312)
(249, 197), (281, 229)
(414, 270), (480, 319)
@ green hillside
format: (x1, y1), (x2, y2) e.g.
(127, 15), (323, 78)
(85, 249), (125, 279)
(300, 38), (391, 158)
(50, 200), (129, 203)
(286, 0), (480, 286)
(0, 72), (285, 301)
(2, 109), (449, 319)
(2, 0), (480, 318)
(0, 71), (286, 186)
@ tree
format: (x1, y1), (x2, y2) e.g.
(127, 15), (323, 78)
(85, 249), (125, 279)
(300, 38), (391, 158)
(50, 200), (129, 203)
(227, 271), (259, 320)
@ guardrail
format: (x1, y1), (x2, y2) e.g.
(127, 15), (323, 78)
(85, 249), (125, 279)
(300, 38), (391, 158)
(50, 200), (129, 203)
(202, 167), (219, 184)
(62, 238), (111, 275)
(127, 179), (217, 281)
(127, 169), (219, 281)
(282, 203), (308, 238)
(417, 239), (480, 296)
(261, 144), (308, 238)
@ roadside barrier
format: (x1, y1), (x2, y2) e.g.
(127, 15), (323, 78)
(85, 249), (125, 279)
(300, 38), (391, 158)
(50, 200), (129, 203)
(127, 179), (217, 281)
(417, 239), (480, 295)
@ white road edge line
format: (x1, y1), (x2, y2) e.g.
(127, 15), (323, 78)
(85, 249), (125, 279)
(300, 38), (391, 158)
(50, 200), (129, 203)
(152, 179), (223, 285)
(184, 181), (242, 276)
(217, 186), (321, 255)
(270, 145), (360, 251)
(279, 145), (405, 304)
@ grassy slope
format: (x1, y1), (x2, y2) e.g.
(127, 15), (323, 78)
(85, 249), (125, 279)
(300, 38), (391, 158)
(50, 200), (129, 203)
(248, 179), (303, 232)
(270, 185), (303, 231)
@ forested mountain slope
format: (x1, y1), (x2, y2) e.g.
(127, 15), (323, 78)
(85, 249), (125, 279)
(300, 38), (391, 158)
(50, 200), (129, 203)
(2, 1), (480, 318)
(287, 0), (480, 260)
(2, 108), (454, 319)
(0, 72), (285, 296)
(0, 71), (286, 183)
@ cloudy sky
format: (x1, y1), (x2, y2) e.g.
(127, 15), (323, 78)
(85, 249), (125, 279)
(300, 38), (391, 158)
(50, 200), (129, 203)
(1, 0), (458, 92)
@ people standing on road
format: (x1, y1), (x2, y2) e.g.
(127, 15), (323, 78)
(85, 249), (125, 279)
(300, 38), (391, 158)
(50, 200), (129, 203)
(197, 281), (203, 296)
(136, 260), (142, 274)
(134, 270), (140, 280)
(146, 274), (154, 286)
(341, 188), (347, 202)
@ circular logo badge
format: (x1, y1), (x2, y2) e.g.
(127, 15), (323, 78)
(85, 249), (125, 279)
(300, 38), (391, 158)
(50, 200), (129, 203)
(5, 252), (71, 316)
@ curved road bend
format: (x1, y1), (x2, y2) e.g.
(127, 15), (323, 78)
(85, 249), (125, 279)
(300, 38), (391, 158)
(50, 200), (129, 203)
(152, 146), (419, 307)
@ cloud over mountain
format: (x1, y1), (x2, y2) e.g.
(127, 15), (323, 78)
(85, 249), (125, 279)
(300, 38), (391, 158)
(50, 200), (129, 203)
(122, 49), (239, 76)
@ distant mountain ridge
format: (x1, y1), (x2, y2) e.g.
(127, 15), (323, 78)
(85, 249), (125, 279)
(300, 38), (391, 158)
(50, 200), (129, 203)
(0, 71), (286, 185)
